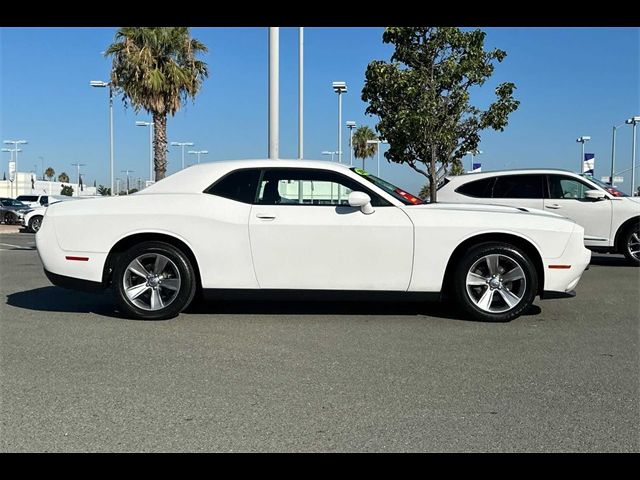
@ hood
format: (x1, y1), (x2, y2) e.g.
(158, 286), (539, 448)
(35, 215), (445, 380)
(406, 202), (568, 220)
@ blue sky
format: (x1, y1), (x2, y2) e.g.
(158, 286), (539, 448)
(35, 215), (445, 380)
(1, 27), (638, 194)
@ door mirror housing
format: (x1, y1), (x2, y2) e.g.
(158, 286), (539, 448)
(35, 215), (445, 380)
(348, 191), (374, 214)
(585, 189), (606, 200)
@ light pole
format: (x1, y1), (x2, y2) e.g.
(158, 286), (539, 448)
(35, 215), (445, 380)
(469, 149), (483, 172)
(3, 140), (27, 196)
(71, 163), (86, 196)
(346, 121), (356, 166)
(298, 27), (304, 160)
(366, 139), (388, 176)
(121, 169), (134, 195)
(332, 82), (347, 164)
(322, 151), (337, 162)
(90, 80), (114, 196)
(576, 136), (591, 174)
(170, 142), (194, 170)
(116, 177), (121, 196)
(626, 116), (640, 195)
(610, 123), (626, 187)
(188, 150), (208, 164)
(269, 27), (279, 159)
(136, 121), (154, 182)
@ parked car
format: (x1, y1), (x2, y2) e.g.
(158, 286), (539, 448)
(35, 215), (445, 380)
(21, 195), (82, 233)
(0, 197), (32, 224)
(37, 160), (590, 322)
(16, 194), (50, 208)
(437, 169), (640, 266)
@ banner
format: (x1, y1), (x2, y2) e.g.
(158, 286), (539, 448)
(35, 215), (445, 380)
(8, 161), (15, 182)
(472, 162), (482, 173)
(583, 153), (595, 176)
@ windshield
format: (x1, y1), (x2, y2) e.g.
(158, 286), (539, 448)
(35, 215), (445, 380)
(579, 174), (628, 197)
(1, 198), (27, 207)
(351, 168), (424, 205)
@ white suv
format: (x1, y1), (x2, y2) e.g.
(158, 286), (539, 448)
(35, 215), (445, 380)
(437, 169), (640, 266)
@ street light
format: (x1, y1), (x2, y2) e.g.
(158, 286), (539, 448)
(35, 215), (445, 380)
(346, 121), (356, 166)
(3, 140), (27, 196)
(170, 141), (195, 170)
(576, 136), (591, 174)
(188, 150), (208, 164)
(366, 139), (388, 176)
(332, 81), (347, 164)
(610, 123), (627, 187)
(90, 80), (114, 196)
(136, 120), (154, 182)
(626, 116), (640, 195)
(322, 151), (337, 162)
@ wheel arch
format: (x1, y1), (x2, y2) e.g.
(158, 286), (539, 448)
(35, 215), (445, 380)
(102, 232), (202, 291)
(614, 216), (640, 252)
(441, 232), (545, 297)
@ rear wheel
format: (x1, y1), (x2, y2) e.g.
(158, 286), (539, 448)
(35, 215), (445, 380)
(3, 212), (17, 224)
(28, 215), (43, 233)
(620, 222), (640, 266)
(453, 242), (538, 322)
(113, 241), (197, 320)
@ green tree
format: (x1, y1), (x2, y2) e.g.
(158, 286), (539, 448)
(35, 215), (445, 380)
(105, 27), (209, 181)
(60, 184), (74, 196)
(97, 185), (111, 196)
(362, 27), (520, 202)
(351, 125), (378, 171)
(45, 167), (55, 181)
(57, 172), (69, 183)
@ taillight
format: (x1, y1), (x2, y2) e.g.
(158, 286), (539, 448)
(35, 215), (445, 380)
(394, 188), (424, 205)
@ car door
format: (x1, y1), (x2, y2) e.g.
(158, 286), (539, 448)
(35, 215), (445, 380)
(544, 174), (613, 244)
(248, 168), (414, 291)
(490, 174), (545, 210)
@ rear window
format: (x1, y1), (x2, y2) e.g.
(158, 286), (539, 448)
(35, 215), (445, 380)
(493, 175), (544, 199)
(17, 195), (38, 202)
(205, 169), (261, 204)
(455, 178), (494, 198)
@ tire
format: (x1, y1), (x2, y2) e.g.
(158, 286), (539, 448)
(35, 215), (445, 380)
(620, 221), (640, 267)
(28, 215), (43, 233)
(3, 212), (16, 225)
(453, 242), (538, 322)
(113, 241), (197, 320)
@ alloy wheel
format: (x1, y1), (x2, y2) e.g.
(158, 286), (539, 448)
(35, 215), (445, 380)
(123, 253), (181, 311)
(466, 254), (527, 313)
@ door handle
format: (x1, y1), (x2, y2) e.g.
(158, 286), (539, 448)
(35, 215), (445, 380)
(256, 213), (276, 220)
(545, 204), (561, 209)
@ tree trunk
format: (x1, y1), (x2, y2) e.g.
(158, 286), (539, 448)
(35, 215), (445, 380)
(429, 145), (438, 203)
(153, 112), (168, 181)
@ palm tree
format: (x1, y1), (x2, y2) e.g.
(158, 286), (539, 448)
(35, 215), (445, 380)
(58, 172), (69, 183)
(352, 126), (378, 171)
(45, 167), (55, 181)
(97, 185), (111, 196)
(105, 27), (209, 181)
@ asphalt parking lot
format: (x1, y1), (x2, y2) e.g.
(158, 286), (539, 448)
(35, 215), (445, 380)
(0, 231), (638, 452)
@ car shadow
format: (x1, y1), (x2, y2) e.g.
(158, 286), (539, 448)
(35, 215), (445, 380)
(5, 285), (541, 323)
(589, 254), (633, 267)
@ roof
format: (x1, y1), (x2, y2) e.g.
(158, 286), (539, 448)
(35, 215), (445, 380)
(139, 159), (356, 195)
(445, 168), (581, 184)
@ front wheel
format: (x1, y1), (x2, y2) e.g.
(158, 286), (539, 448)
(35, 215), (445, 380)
(453, 242), (538, 322)
(113, 241), (197, 320)
(620, 222), (640, 267)
(28, 215), (43, 233)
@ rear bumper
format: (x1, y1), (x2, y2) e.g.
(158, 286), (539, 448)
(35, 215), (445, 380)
(540, 289), (576, 300)
(44, 268), (105, 292)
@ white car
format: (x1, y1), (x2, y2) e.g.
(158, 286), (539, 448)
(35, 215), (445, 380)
(22, 195), (81, 233)
(36, 160), (590, 322)
(437, 169), (640, 266)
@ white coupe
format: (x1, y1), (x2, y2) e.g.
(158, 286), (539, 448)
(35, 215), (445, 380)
(36, 160), (591, 322)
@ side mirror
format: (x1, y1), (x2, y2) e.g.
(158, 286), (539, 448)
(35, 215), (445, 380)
(585, 189), (606, 200)
(348, 191), (374, 215)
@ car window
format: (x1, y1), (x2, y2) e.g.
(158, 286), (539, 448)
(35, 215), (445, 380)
(547, 175), (591, 200)
(40, 196), (48, 205)
(257, 169), (390, 206)
(205, 169), (261, 204)
(1, 199), (26, 207)
(492, 175), (544, 199)
(455, 177), (495, 198)
(17, 195), (38, 202)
